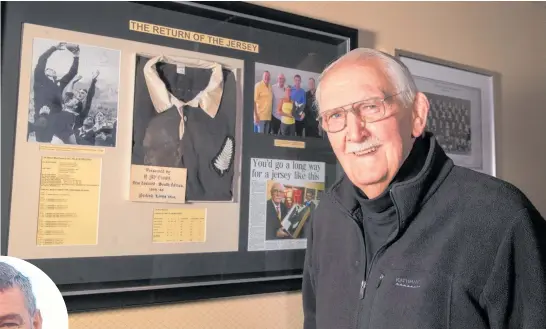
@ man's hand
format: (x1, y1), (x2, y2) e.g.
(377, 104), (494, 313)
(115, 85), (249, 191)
(56, 42), (67, 50)
(92, 70), (100, 80)
(254, 114), (259, 125)
(276, 228), (290, 238)
(39, 105), (51, 115)
(96, 132), (107, 142)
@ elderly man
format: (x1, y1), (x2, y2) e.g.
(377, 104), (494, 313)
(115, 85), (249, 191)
(0, 262), (42, 329)
(303, 48), (546, 329)
(266, 182), (289, 240)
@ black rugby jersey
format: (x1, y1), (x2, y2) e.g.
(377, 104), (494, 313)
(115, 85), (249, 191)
(132, 55), (237, 202)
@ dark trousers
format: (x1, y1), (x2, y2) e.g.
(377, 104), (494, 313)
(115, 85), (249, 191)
(305, 121), (320, 138)
(296, 120), (305, 136)
(280, 123), (296, 136)
(270, 116), (281, 135)
(257, 120), (271, 134)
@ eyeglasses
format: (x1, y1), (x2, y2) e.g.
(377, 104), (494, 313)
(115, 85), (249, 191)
(0, 323), (23, 328)
(317, 91), (404, 133)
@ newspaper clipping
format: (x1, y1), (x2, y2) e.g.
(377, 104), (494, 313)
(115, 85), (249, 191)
(248, 158), (325, 251)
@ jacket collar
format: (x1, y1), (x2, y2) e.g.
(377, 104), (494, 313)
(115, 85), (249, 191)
(328, 132), (454, 230)
(143, 55), (224, 139)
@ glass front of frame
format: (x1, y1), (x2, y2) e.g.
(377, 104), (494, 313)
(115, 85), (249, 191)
(1, 1), (355, 310)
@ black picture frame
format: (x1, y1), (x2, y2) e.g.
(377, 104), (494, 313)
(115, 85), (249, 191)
(1, 1), (358, 312)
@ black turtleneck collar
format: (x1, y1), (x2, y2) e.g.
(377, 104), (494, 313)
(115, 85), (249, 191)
(329, 132), (455, 230)
(354, 134), (429, 212)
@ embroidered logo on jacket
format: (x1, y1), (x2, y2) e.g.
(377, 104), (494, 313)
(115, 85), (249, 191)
(395, 277), (422, 289)
(212, 136), (235, 176)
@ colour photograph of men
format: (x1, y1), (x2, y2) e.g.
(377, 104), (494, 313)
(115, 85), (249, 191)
(254, 62), (323, 138)
(265, 181), (320, 240)
(26, 38), (120, 147)
(0, 257), (69, 329)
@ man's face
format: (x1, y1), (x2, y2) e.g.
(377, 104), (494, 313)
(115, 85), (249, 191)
(277, 74), (286, 87)
(294, 76), (301, 88)
(262, 71), (271, 84)
(76, 89), (88, 101)
(0, 287), (42, 329)
(45, 68), (57, 80)
(286, 197), (293, 207)
(305, 192), (313, 201)
(83, 116), (94, 127)
(271, 185), (284, 204)
(64, 96), (79, 110)
(318, 59), (419, 194)
(308, 79), (316, 90)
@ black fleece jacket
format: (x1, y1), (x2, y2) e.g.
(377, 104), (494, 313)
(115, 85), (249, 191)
(303, 133), (546, 329)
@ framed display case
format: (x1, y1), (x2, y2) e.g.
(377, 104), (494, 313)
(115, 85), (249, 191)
(395, 49), (497, 177)
(1, 1), (357, 311)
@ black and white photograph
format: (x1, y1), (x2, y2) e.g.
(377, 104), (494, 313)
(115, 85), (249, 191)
(27, 37), (120, 147)
(424, 92), (472, 155)
(253, 62), (323, 138)
(398, 50), (496, 176)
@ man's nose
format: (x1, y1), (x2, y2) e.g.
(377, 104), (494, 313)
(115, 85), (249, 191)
(346, 112), (369, 142)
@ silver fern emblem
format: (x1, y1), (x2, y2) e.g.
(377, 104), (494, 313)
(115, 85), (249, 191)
(212, 136), (234, 176)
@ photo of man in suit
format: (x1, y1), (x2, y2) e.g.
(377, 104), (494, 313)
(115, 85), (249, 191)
(304, 190), (317, 210)
(265, 182), (289, 240)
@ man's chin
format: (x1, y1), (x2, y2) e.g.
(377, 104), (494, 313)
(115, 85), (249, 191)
(348, 168), (387, 188)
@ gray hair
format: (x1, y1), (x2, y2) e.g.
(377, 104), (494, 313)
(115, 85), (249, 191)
(271, 181), (285, 192)
(315, 48), (419, 112)
(0, 261), (37, 317)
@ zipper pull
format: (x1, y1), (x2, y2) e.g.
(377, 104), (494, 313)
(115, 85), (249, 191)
(376, 274), (385, 288)
(359, 280), (367, 299)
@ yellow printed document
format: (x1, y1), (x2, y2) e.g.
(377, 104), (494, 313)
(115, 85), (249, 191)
(37, 156), (101, 246)
(153, 208), (206, 243)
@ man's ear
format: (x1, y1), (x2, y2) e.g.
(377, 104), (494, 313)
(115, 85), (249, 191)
(32, 310), (43, 329)
(411, 92), (429, 138)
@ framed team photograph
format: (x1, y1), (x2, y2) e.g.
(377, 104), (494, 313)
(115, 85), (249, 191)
(396, 49), (497, 177)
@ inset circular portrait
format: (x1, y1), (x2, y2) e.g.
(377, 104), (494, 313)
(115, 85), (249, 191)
(0, 256), (68, 329)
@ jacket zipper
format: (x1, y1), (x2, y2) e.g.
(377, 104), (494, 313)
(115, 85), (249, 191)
(329, 188), (402, 329)
(357, 230), (393, 328)
(361, 190), (402, 329)
(360, 190), (402, 297)
(352, 212), (367, 329)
